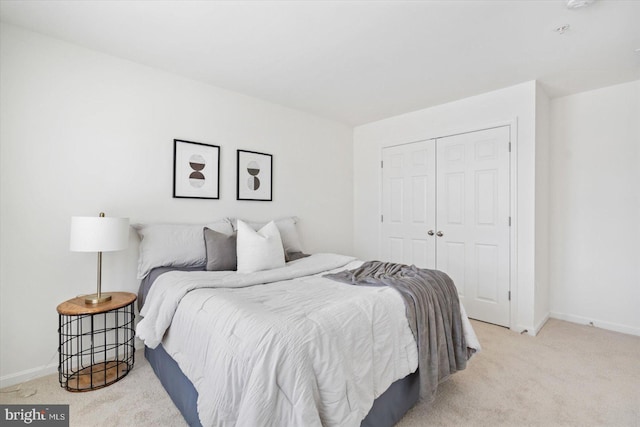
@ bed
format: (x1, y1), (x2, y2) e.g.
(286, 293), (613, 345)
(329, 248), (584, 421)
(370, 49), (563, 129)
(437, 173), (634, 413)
(134, 218), (480, 427)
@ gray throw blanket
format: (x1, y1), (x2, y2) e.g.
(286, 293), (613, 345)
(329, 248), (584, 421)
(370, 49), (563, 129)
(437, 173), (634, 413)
(324, 261), (468, 402)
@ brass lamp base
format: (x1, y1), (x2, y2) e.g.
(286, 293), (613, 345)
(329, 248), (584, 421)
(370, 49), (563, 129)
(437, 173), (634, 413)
(84, 293), (112, 304)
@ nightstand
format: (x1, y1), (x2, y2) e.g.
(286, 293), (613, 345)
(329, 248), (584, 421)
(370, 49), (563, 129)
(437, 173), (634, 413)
(57, 292), (136, 392)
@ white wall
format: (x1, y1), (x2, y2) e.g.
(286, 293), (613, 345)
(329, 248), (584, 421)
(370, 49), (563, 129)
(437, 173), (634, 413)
(534, 83), (551, 332)
(0, 24), (353, 385)
(549, 80), (640, 336)
(353, 81), (547, 335)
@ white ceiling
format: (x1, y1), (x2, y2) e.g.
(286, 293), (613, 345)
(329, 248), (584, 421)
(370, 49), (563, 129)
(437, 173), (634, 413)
(1, 0), (639, 125)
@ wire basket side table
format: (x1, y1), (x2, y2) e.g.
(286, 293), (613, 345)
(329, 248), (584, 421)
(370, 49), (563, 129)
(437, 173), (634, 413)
(57, 292), (136, 392)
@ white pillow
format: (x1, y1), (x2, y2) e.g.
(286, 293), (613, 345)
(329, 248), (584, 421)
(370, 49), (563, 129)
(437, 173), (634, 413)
(133, 220), (233, 279)
(236, 220), (285, 274)
(231, 217), (303, 255)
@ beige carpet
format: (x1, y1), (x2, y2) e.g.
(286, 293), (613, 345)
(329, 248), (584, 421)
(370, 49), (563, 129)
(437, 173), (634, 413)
(2, 319), (639, 426)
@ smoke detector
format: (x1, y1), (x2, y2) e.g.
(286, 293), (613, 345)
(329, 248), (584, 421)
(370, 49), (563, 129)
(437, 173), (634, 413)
(566, 0), (595, 9)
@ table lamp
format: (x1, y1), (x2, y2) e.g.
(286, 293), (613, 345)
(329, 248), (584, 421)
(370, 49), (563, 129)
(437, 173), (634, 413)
(70, 212), (129, 304)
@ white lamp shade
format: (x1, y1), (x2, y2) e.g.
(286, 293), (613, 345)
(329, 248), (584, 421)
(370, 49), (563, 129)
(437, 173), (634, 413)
(70, 216), (130, 252)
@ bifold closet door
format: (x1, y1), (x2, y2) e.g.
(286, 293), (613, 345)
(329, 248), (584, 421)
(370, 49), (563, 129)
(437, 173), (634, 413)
(436, 126), (511, 327)
(381, 140), (436, 269)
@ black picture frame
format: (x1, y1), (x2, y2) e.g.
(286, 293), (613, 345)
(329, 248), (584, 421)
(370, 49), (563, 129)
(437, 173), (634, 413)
(173, 139), (220, 199)
(236, 150), (273, 201)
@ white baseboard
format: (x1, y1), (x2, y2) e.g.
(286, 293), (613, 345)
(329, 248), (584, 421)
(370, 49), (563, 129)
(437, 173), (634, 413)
(512, 314), (549, 336)
(550, 312), (640, 337)
(532, 314), (550, 336)
(1, 339), (146, 389)
(0, 363), (58, 389)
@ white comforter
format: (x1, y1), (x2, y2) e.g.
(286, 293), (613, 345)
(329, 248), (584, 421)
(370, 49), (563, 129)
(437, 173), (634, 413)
(137, 254), (478, 427)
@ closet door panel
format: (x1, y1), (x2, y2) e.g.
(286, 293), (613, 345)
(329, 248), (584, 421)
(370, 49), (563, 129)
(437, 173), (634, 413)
(382, 140), (436, 269)
(441, 241), (466, 297)
(436, 126), (510, 327)
(381, 127), (510, 327)
(389, 238), (404, 264)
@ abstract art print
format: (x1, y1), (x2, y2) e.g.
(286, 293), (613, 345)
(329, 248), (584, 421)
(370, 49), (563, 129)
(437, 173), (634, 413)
(173, 139), (220, 199)
(237, 150), (272, 201)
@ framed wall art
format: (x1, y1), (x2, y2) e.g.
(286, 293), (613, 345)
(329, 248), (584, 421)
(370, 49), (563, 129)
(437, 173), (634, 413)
(237, 150), (272, 201)
(173, 139), (220, 199)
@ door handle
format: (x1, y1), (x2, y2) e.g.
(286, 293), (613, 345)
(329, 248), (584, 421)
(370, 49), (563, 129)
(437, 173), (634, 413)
(427, 230), (435, 236)
(436, 231), (444, 237)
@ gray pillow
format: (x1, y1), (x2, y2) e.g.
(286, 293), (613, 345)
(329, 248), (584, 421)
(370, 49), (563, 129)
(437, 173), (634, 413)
(203, 227), (237, 271)
(286, 251), (311, 262)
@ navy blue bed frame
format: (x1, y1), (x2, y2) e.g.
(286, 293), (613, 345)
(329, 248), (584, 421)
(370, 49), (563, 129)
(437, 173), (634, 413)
(145, 344), (419, 426)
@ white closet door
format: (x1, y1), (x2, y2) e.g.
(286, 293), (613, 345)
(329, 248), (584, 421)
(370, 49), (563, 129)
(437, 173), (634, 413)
(381, 140), (436, 269)
(436, 126), (511, 326)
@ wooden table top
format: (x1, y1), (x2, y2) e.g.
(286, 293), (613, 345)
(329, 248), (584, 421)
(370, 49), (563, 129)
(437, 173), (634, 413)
(57, 292), (137, 316)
